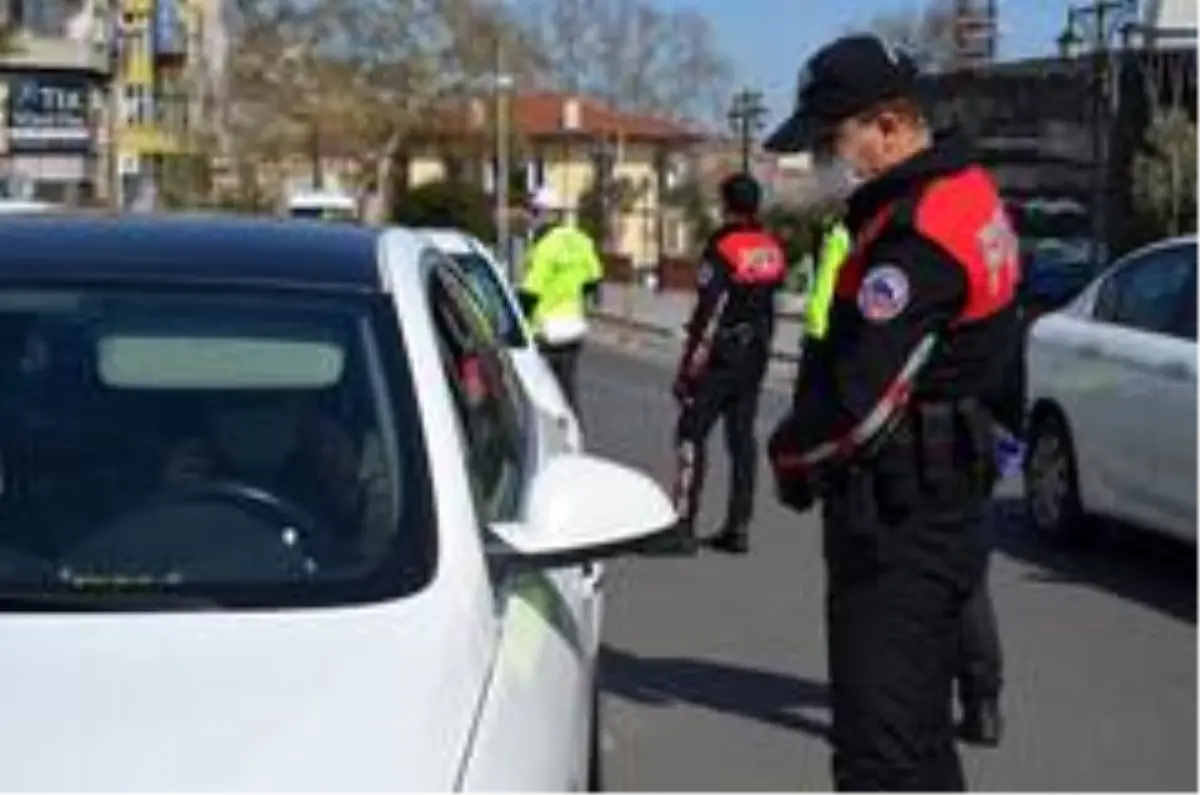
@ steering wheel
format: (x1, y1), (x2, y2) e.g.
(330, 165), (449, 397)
(140, 480), (331, 567)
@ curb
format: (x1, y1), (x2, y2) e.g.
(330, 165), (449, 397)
(592, 311), (802, 364)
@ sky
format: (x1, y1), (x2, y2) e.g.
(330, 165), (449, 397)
(655, 0), (1077, 131)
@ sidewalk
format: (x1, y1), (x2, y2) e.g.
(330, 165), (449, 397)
(593, 282), (806, 362)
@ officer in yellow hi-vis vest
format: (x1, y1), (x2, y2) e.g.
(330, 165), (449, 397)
(518, 187), (604, 415)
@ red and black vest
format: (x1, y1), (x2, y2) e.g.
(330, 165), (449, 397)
(833, 164), (1023, 401)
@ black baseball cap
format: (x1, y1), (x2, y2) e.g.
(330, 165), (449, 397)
(767, 34), (920, 154)
(719, 172), (762, 215)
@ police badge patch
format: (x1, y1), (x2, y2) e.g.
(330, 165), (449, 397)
(697, 261), (714, 287)
(858, 265), (910, 323)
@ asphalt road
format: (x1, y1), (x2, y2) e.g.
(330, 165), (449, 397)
(580, 341), (1197, 792)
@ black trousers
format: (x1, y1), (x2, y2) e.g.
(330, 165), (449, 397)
(540, 340), (583, 416)
(957, 554), (1002, 707)
(672, 363), (765, 536)
(822, 457), (986, 792)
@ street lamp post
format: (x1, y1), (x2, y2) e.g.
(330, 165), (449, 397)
(494, 62), (514, 282)
(728, 89), (767, 173)
(1058, 0), (1138, 270)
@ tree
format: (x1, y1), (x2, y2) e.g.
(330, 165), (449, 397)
(1132, 107), (1198, 239)
(226, 0), (531, 220)
(393, 179), (497, 242)
(661, 177), (717, 256)
(860, 0), (960, 73)
(509, 0), (734, 124)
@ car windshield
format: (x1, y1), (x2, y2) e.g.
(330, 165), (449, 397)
(447, 251), (527, 348)
(0, 288), (433, 610)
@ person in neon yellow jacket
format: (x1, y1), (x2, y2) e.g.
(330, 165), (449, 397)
(517, 187), (604, 413)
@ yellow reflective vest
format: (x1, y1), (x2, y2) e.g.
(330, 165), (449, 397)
(805, 221), (851, 341)
(521, 224), (604, 343)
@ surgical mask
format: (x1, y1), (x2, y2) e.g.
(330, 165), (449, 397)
(814, 159), (864, 201)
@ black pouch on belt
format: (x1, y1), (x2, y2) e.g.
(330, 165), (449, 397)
(869, 417), (921, 526)
(958, 398), (999, 497)
(915, 401), (959, 506)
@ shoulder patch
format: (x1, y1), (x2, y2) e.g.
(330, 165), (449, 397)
(857, 264), (910, 323)
(697, 261), (715, 287)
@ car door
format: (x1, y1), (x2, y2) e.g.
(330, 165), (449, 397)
(1088, 242), (1196, 533)
(426, 263), (596, 789)
(1156, 260), (1198, 541)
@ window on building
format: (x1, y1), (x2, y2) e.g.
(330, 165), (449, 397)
(123, 84), (154, 127)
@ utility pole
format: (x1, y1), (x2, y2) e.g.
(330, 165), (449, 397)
(1058, 0), (1137, 269)
(727, 88), (767, 174)
(494, 38), (513, 282)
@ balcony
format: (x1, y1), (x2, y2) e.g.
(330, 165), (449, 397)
(1, 33), (113, 74)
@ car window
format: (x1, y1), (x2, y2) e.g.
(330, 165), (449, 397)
(447, 251), (527, 349)
(1094, 243), (1196, 336)
(428, 261), (531, 523)
(0, 287), (434, 610)
(1170, 265), (1197, 341)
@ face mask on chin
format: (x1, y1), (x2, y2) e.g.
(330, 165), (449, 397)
(814, 159), (864, 201)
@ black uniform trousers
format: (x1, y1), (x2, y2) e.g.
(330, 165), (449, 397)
(821, 421), (987, 792)
(957, 546), (1002, 707)
(540, 340), (584, 415)
(674, 357), (766, 535)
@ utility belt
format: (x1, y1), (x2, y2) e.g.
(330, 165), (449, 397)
(822, 398), (997, 516)
(908, 398), (997, 497)
(711, 322), (769, 360)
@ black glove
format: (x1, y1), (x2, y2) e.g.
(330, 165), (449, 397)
(768, 417), (820, 514)
(672, 372), (693, 404)
(774, 468), (818, 514)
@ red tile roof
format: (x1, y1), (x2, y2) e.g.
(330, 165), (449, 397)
(420, 91), (705, 143)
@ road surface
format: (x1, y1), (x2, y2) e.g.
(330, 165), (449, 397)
(581, 342), (1196, 792)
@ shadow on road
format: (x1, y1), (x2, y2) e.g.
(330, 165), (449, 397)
(990, 497), (1196, 624)
(599, 645), (830, 738)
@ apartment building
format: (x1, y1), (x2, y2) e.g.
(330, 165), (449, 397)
(114, 0), (227, 209)
(0, 0), (113, 203)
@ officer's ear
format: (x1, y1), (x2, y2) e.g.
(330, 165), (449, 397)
(870, 97), (925, 138)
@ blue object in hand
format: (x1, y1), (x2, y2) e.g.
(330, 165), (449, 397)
(993, 427), (1026, 479)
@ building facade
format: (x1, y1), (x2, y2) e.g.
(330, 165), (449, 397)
(0, 0), (113, 203)
(405, 92), (704, 268)
(113, 0), (225, 209)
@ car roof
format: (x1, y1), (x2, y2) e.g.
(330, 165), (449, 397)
(0, 214), (386, 292)
(419, 228), (480, 255)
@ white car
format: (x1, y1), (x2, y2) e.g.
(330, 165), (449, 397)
(421, 228), (581, 450)
(0, 215), (675, 790)
(1025, 235), (1196, 545)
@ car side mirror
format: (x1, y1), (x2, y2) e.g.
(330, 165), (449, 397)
(487, 454), (676, 568)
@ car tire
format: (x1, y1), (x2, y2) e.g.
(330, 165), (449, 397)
(587, 684), (603, 792)
(1024, 410), (1089, 545)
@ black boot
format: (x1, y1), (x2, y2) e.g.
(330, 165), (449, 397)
(959, 698), (1004, 747)
(707, 525), (749, 555)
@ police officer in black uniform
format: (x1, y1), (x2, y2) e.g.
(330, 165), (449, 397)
(670, 172), (786, 555)
(767, 36), (1025, 790)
